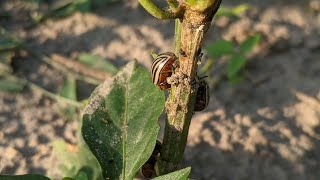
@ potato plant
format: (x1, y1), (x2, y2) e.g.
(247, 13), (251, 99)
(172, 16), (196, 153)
(202, 34), (261, 84)
(1, 0), (222, 179)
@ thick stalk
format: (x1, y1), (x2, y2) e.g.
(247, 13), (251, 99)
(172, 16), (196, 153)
(174, 19), (181, 56)
(157, 1), (221, 174)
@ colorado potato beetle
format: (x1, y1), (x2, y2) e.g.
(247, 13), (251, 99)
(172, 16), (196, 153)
(194, 79), (210, 111)
(141, 140), (162, 178)
(151, 52), (177, 90)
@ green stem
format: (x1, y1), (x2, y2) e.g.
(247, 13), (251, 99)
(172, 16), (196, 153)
(174, 19), (181, 56)
(138, 0), (181, 19)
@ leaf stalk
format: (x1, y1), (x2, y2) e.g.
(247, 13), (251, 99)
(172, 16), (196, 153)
(138, 0), (183, 19)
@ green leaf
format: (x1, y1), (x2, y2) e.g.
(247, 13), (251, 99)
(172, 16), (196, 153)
(51, 0), (90, 14)
(62, 178), (76, 180)
(199, 58), (215, 75)
(240, 34), (261, 54)
(0, 174), (50, 180)
(229, 74), (244, 84)
(73, 171), (89, 180)
(59, 76), (77, 119)
(232, 4), (251, 15)
(52, 139), (103, 180)
(34, 0), (91, 22)
(0, 36), (21, 51)
(206, 39), (234, 57)
(153, 167), (191, 180)
(82, 60), (165, 180)
(150, 52), (158, 59)
(0, 78), (26, 92)
(0, 52), (14, 76)
(78, 53), (118, 74)
(216, 4), (251, 18)
(185, 0), (216, 11)
(227, 54), (246, 78)
(91, 0), (119, 6)
(60, 76), (77, 100)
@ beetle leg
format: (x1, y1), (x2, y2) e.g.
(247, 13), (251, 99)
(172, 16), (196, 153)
(192, 76), (200, 86)
(172, 60), (180, 69)
(196, 48), (203, 65)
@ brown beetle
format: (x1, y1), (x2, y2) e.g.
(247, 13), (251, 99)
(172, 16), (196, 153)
(151, 52), (177, 90)
(141, 140), (162, 178)
(194, 79), (210, 111)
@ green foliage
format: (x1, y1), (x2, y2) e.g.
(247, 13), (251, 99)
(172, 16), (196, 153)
(206, 39), (234, 57)
(58, 76), (78, 119)
(77, 53), (118, 75)
(91, 0), (118, 6)
(32, 0), (90, 22)
(216, 4), (251, 18)
(0, 52), (14, 76)
(0, 174), (50, 180)
(0, 37), (21, 51)
(0, 29), (22, 51)
(184, 0), (216, 11)
(52, 139), (103, 180)
(82, 60), (165, 179)
(240, 34), (261, 54)
(60, 76), (77, 100)
(0, 78), (26, 92)
(31, 0), (118, 22)
(153, 167), (191, 180)
(227, 54), (246, 80)
(0, 34), (26, 92)
(204, 33), (261, 84)
(150, 51), (158, 59)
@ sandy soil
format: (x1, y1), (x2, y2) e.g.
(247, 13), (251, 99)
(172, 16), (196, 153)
(0, 0), (320, 179)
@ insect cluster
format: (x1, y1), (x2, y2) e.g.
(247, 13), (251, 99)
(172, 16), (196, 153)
(151, 52), (210, 111)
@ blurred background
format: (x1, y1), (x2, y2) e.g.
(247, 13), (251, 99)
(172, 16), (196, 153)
(0, 0), (320, 179)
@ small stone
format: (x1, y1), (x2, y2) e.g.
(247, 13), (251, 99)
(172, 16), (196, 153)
(215, 16), (230, 28)
(15, 138), (25, 148)
(234, 114), (242, 124)
(242, 115), (253, 127)
(310, 0), (320, 12)
(28, 134), (38, 147)
(4, 122), (19, 134)
(5, 147), (18, 159)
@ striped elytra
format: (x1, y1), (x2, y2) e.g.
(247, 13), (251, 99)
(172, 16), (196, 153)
(151, 52), (177, 90)
(194, 80), (210, 111)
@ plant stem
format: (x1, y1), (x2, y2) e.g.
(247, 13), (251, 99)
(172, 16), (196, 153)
(138, 0), (173, 19)
(138, 0), (182, 19)
(174, 19), (181, 56)
(157, 1), (222, 174)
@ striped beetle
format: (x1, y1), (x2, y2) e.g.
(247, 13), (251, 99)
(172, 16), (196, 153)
(194, 79), (210, 111)
(151, 52), (177, 90)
